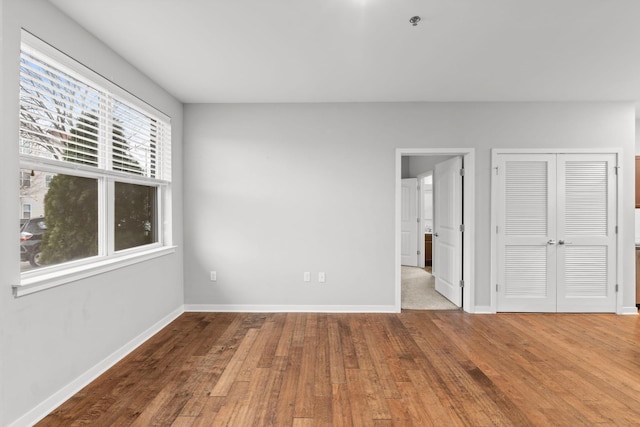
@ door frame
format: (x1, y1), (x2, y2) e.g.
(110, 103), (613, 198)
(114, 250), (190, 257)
(395, 148), (475, 313)
(490, 148), (623, 314)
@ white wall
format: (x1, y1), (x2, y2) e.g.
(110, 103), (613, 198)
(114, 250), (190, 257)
(0, 1), (184, 425)
(407, 155), (456, 178)
(184, 102), (636, 313)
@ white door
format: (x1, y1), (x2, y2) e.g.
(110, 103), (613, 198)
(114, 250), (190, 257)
(433, 157), (462, 307)
(556, 154), (617, 312)
(496, 153), (617, 313)
(496, 154), (558, 312)
(401, 178), (418, 266)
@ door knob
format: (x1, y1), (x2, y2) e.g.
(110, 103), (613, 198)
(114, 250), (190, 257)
(558, 240), (572, 245)
(433, 232), (438, 237)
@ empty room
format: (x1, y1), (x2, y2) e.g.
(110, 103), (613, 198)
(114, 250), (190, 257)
(2, 0), (640, 426)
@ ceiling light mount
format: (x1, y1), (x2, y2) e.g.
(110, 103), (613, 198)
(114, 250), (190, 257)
(409, 16), (421, 26)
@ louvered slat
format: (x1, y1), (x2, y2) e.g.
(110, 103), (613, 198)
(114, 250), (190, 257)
(504, 161), (547, 236)
(504, 246), (548, 297)
(564, 161), (607, 236)
(563, 246), (608, 297)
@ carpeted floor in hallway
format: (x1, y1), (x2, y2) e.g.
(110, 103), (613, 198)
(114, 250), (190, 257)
(401, 265), (459, 310)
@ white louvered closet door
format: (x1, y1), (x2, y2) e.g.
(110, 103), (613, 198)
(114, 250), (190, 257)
(556, 154), (616, 312)
(497, 154), (557, 312)
(496, 153), (617, 313)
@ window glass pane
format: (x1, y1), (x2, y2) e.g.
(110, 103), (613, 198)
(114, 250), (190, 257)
(114, 182), (157, 251)
(20, 50), (101, 167)
(20, 169), (98, 272)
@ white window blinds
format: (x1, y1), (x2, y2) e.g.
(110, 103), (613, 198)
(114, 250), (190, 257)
(19, 40), (171, 181)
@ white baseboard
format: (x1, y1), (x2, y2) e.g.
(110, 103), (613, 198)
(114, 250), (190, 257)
(10, 305), (185, 427)
(184, 304), (397, 313)
(620, 306), (639, 315)
(472, 305), (495, 314)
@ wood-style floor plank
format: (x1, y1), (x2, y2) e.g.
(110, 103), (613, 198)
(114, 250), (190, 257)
(37, 311), (640, 426)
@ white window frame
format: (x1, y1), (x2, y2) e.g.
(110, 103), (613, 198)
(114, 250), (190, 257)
(14, 31), (174, 297)
(20, 171), (31, 187)
(22, 203), (32, 219)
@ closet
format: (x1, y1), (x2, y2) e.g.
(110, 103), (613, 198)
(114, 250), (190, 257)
(495, 153), (617, 313)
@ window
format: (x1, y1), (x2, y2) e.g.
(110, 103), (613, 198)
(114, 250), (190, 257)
(20, 171), (31, 188)
(17, 31), (172, 290)
(22, 204), (31, 219)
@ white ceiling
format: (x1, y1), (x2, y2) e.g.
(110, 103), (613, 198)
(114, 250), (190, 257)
(48, 0), (640, 106)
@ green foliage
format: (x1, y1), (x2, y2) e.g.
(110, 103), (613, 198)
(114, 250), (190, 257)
(40, 175), (98, 265)
(115, 182), (155, 251)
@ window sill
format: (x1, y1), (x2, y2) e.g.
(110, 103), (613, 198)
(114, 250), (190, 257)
(13, 246), (177, 297)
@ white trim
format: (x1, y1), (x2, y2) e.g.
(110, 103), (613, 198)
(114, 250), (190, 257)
(473, 306), (495, 314)
(615, 152), (624, 314)
(620, 306), (639, 315)
(396, 148), (476, 313)
(184, 304), (397, 313)
(490, 148), (624, 314)
(8, 306), (184, 427)
(14, 246), (176, 297)
(20, 156), (172, 186)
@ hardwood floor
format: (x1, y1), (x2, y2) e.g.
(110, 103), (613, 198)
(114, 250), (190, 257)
(38, 311), (640, 426)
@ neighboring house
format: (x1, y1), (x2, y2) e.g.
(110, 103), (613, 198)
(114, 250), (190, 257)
(19, 170), (52, 219)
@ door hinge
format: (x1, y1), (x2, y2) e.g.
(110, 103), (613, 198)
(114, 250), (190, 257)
(417, 250), (421, 255)
(496, 225), (499, 234)
(417, 218), (420, 223)
(615, 284), (619, 292)
(496, 283), (499, 292)
(459, 280), (464, 288)
(459, 224), (465, 232)
(494, 166), (499, 175)
(615, 225), (618, 234)
(460, 168), (465, 176)
(614, 166), (620, 175)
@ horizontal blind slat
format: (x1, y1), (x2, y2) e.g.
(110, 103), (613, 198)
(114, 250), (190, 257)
(20, 43), (171, 181)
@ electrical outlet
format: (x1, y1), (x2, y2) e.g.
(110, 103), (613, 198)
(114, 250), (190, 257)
(304, 272), (311, 282)
(318, 272), (326, 283)
(210, 271), (217, 281)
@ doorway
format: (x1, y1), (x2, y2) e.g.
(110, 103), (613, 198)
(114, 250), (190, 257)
(395, 148), (475, 313)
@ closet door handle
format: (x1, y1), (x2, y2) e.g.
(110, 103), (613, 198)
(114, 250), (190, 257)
(433, 232), (439, 237)
(547, 240), (556, 245)
(558, 240), (572, 245)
